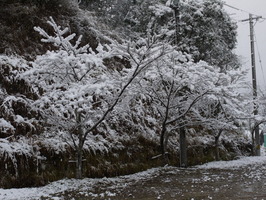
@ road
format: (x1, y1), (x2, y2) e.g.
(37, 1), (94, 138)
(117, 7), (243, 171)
(114, 166), (266, 200)
(53, 157), (266, 200)
(85, 163), (266, 200)
(1, 157), (266, 200)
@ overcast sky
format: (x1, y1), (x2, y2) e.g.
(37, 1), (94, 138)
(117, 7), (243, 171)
(223, 0), (266, 90)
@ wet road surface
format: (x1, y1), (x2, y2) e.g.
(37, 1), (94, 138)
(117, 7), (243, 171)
(3, 157), (266, 200)
(59, 159), (266, 200)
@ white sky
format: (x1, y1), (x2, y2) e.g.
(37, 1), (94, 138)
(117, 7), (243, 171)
(223, 0), (266, 89)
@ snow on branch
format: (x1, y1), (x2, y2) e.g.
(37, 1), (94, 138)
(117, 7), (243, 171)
(27, 17), (115, 85)
(34, 16), (90, 55)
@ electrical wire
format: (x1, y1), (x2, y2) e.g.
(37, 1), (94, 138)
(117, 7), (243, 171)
(223, 3), (263, 18)
(222, 3), (266, 89)
(254, 31), (266, 86)
(180, 1), (266, 20)
(223, 3), (266, 20)
(179, 1), (266, 88)
(224, 3), (253, 15)
(223, 3), (248, 13)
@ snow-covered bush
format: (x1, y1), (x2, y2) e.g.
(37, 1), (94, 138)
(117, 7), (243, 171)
(0, 56), (43, 138)
(0, 56), (45, 181)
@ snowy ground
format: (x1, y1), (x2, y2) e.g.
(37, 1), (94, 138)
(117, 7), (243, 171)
(1, 155), (266, 200)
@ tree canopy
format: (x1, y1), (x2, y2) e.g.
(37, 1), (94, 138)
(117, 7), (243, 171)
(83, 0), (239, 70)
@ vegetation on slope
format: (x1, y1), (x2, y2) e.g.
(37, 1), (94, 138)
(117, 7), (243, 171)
(0, 0), (254, 188)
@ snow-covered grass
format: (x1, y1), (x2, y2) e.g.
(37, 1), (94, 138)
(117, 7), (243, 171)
(0, 167), (163, 200)
(1, 155), (266, 200)
(196, 154), (266, 169)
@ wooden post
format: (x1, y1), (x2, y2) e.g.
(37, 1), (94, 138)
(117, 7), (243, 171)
(179, 126), (187, 167)
(241, 14), (262, 156)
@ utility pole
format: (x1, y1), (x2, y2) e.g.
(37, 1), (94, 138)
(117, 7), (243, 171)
(171, 0), (187, 167)
(241, 14), (262, 156)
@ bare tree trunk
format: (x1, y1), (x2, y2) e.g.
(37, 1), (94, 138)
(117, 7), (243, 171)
(250, 121), (266, 156)
(164, 131), (170, 164)
(251, 127), (255, 156)
(214, 130), (223, 161)
(159, 81), (173, 165)
(214, 136), (219, 161)
(160, 125), (168, 165)
(76, 111), (84, 179)
(76, 146), (83, 179)
(254, 126), (261, 156)
(179, 126), (187, 168)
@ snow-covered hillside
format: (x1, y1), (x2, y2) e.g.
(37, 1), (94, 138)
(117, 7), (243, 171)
(0, 0), (256, 188)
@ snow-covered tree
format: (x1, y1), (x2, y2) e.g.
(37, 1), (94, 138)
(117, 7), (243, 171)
(82, 0), (151, 32)
(125, 0), (239, 70)
(179, 0), (238, 69)
(83, 0), (239, 71)
(140, 48), (248, 165)
(192, 68), (250, 160)
(23, 17), (168, 178)
(246, 90), (266, 154)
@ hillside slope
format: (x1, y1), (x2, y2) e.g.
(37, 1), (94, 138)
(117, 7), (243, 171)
(0, 0), (252, 188)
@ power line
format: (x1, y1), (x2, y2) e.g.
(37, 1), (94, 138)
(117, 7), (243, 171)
(180, 2), (266, 20)
(179, 1), (265, 20)
(223, 3), (255, 16)
(254, 31), (266, 86)
(224, 3), (266, 20)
